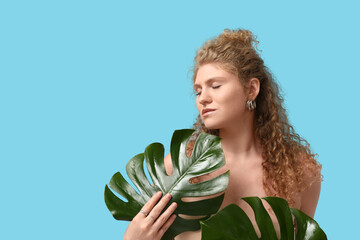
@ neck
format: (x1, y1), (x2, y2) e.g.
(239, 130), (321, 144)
(218, 115), (261, 160)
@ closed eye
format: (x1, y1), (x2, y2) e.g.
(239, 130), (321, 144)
(212, 85), (221, 89)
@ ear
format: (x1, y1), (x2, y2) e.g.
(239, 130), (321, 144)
(248, 78), (260, 100)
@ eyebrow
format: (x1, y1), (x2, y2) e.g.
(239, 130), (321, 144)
(193, 77), (226, 89)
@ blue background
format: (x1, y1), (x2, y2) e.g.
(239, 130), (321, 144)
(1, 1), (359, 239)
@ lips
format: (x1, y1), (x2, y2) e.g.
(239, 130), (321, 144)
(202, 108), (215, 116)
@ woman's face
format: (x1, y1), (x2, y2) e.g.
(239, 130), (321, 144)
(194, 63), (249, 130)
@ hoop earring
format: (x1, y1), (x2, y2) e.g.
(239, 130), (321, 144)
(246, 100), (256, 111)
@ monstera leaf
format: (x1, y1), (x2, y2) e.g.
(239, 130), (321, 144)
(200, 196), (327, 240)
(104, 129), (230, 240)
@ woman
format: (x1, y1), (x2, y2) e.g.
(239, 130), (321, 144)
(123, 29), (323, 240)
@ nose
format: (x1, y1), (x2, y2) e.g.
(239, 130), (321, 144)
(198, 89), (212, 106)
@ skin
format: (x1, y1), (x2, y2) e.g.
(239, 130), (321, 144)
(124, 63), (321, 240)
(123, 192), (177, 240)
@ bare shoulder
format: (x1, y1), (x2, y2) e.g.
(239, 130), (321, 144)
(299, 154), (323, 218)
(300, 180), (321, 218)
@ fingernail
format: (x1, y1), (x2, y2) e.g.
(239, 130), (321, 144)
(172, 202), (177, 208)
(157, 191), (163, 196)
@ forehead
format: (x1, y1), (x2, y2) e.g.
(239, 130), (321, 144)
(194, 63), (236, 87)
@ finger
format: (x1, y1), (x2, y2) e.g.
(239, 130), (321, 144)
(147, 193), (172, 220)
(153, 202), (177, 231)
(157, 214), (177, 237)
(138, 191), (162, 217)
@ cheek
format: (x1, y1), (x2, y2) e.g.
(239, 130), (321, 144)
(221, 89), (239, 103)
(221, 91), (246, 112)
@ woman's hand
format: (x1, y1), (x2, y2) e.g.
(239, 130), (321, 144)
(123, 191), (177, 240)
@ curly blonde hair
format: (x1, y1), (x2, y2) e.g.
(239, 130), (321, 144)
(189, 29), (322, 206)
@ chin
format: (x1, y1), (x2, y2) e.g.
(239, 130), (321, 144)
(203, 121), (222, 130)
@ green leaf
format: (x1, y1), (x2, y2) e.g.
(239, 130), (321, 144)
(201, 204), (258, 240)
(291, 208), (327, 240)
(242, 197), (278, 240)
(104, 129), (230, 240)
(263, 197), (294, 240)
(201, 197), (327, 240)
